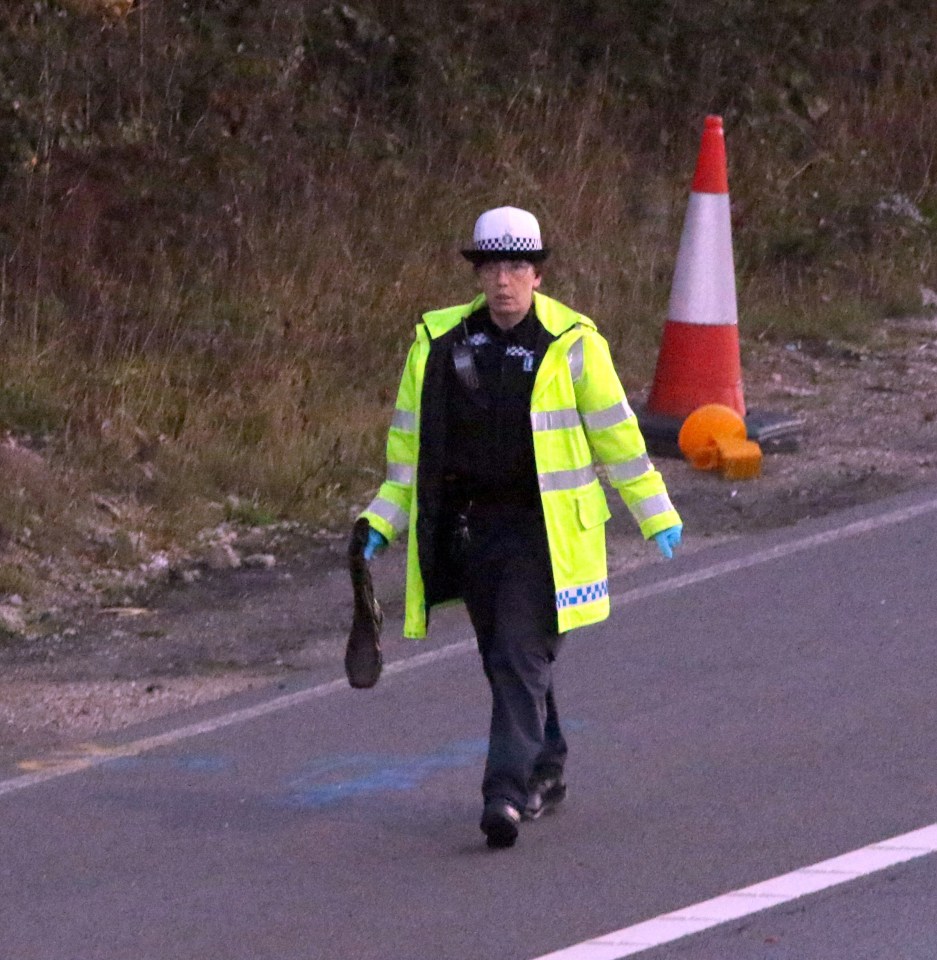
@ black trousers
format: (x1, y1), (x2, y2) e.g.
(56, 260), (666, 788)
(459, 505), (568, 809)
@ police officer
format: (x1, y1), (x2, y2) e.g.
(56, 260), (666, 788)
(358, 206), (682, 848)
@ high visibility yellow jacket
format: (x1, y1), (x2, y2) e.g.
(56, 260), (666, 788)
(362, 291), (681, 638)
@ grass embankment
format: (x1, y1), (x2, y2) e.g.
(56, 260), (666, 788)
(0, 1), (935, 606)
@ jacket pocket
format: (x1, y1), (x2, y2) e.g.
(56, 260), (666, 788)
(575, 483), (611, 529)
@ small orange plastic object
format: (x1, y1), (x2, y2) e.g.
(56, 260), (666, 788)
(678, 404), (747, 471)
(715, 436), (763, 480)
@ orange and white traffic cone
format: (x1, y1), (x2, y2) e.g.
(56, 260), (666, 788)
(638, 118), (803, 455)
(646, 115), (744, 419)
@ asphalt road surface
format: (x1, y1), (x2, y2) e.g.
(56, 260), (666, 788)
(3, 487), (937, 960)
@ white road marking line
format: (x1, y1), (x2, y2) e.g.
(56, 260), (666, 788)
(2, 493), (936, 799)
(0, 642), (474, 798)
(528, 823), (937, 959)
(612, 495), (937, 607)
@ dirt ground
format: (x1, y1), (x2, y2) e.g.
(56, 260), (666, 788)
(1, 312), (935, 758)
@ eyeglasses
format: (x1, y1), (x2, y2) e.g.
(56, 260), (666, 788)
(476, 259), (534, 277)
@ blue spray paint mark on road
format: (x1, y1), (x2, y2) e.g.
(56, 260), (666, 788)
(283, 720), (587, 810)
(283, 737), (487, 810)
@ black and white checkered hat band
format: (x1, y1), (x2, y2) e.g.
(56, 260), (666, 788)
(472, 234), (542, 252)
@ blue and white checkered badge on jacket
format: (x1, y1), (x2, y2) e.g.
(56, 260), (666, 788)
(505, 344), (535, 371)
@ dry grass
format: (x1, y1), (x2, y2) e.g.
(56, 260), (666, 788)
(56, 0), (133, 18)
(0, 2), (936, 596)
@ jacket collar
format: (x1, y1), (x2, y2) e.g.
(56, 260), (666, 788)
(421, 294), (486, 340)
(421, 291), (593, 341)
(532, 291), (595, 336)
(530, 294), (595, 403)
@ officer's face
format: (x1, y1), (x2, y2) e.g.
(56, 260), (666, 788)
(475, 259), (542, 329)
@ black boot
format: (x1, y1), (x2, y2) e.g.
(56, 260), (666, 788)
(523, 774), (567, 821)
(480, 798), (522, 848)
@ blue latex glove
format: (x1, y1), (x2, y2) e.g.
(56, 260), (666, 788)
(652, 524), (683, 560)
(363, 528), (388, 562)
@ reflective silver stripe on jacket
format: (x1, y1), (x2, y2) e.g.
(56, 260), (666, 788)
(385, 462), (414, 485)
(567, 338), (584, 384)
(531, 408), (580, 432)
(538, 463), (596, 493)
(582, 399), (634, 431)
(366, 496), (409, 534)
(391, 408), (417, 432)
(606, 453), (653, 482)
(631, 492), (675, 524)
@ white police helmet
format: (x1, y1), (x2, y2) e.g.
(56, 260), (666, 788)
(461, 206), (550, 264)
